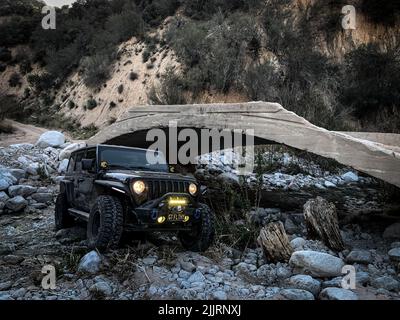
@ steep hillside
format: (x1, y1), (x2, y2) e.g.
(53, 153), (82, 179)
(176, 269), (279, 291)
(0, 0), (399, 136)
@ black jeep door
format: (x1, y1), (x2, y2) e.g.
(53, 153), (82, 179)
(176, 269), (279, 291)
(72, 150), (85, 210)
(76, 148), (96, 212)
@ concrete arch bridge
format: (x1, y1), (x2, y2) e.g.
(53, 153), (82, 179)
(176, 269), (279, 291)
(87, 102), (400, 188)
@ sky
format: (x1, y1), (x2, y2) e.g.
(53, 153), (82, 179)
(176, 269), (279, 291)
(43, 0), (76, 7)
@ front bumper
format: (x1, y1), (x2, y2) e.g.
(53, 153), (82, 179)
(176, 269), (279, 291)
(128, 193), (202, 230)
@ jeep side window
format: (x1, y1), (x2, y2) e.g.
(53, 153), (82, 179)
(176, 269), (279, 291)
(85, 148), (97, 171)
(74, 151), (84, 172)
(67, 154), (76, 174)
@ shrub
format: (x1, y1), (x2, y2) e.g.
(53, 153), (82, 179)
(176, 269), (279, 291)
(148, 67), (186, 105)
(82, 53), (114, 88)
(68, 101), (76, 109)
(361, 0), (400, 26)
(86, 98), (98, 110)
(142, 49), (151, 63)
(0, 47), (12, 62)
(0, 63), (6, 72)
(9, 73), (22, 87)
(109, 101), (117, 109)
(129, 72), (138, 81)
(117, 84), (124, 94)
(105, 10), (145, 42)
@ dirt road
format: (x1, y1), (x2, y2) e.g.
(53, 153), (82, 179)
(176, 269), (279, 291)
(0, 120), (74, 147)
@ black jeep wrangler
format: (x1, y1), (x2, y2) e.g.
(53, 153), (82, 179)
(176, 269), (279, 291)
(55, 145), (215, 252)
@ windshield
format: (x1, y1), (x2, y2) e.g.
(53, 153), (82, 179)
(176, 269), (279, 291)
(99, 147), (168, 172)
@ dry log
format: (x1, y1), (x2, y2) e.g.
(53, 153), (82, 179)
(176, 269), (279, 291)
(303, 196), (345, 251)
(257, 221), (293, 263)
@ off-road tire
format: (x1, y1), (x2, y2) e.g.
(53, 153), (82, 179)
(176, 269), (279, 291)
(87, 195), (124, 252)
(178, 203), (215, 252)
(55, 192), (74, 230)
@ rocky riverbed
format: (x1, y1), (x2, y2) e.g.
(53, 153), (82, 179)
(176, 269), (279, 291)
(0, 132), (400, 300)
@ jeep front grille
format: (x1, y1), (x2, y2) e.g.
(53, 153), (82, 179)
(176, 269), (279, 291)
(147, 180), (190, 199)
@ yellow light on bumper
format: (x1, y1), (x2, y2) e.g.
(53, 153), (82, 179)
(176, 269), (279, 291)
(157, 216), (166, 224)
(168, 198), (188, 207)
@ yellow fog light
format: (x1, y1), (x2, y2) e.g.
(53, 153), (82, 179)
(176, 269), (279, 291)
(168, 198), (188, 207)
(183, 216), (190, 223)
(188, 183), (198, 196)
(133, 180), (146, 195)
(157, 216), (166, 224)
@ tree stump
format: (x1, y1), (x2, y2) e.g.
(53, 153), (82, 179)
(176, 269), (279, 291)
(257, 221), (293, 263)
(303, 196), (345, 251)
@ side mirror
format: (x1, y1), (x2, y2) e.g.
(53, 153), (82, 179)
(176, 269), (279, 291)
(82, 159), (95, 172)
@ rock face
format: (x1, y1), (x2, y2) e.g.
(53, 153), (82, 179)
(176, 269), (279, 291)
(289, 251), (345, 277)
(78, 251), (102, 274)
(5, 196), (28, 212)
(36, 131), (65, 148)
(319, 288), (358, 300)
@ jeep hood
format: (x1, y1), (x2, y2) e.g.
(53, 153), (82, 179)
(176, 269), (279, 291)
(101, 170), (195, 183)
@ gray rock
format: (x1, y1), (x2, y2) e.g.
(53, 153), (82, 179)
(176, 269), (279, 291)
(388, 248), (400, 262)
(383, 223), (400, 239)
(78, 251), (102, 274)
(256, 264), (277, 285)
(142, 256), (157, 265)
(8, 185), (37, 197)
(371, 276), (400, 292)
(31, 193), (53, 203)
(11, 288), (27, 299)
(289, 251), (345, 277)
(346, 250), (372, 264)
(0, 281), (12, 291)
(390, 242), (400, 249)
(59, 142), (87, 161)
(290, 237), (306, 250)
(0, 179), (10, 191)
(0, 292), (13, 300)
(341, 172), (359, 183)
(324, 180), (336, 188)
(280, 289), (314, 300)
(319, 288), (358, 300)
(180, 261), (196, 273)
(289, 275), (321, 296)
(36, 131), (65, 148)
(0, 191), (9, 202)
(89, 281), (113, 297)
(217, 172), (240, 186)
(276, 266), (292, 279)
(178, 270), (191, 279)
(212, 290), (227, 300)
(3, 255), (24, 264)
(31, 203), (48, 209)
(356, 272), (370, 286)
(284, 217), (299, 234)
(8, 169), (26, 181)
(188, 271), (205, 283)
(321, 277), (343, 289)
(58, 159), (69, 174)
(5, 196), (28, 212)
(26, 163), (40, 176)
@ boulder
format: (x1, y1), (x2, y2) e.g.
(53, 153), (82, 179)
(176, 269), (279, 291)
(288, 275), (321, 296)
(188, 271), (205, 283)
(319, 288), (358, 300)
(89, 282), (113, 297)
(8, 169), (26, 181)
(383, 223), (400, 239)
(371, 276), (400, 292)
(341, 172), (359, 183)
(31, 193), (53, 203)
(388, 248), (400, 262)
(217, 172), (240, 186)
(290, 237), (306, 250)
(289, 251), (345, 278)
(212, 290), (227, 300)
(36, 131), (65, 148)
(8, 185), (37, 198)
(58, 159), (69, 173)
(5, 196), (28, 212)
(78, 251), (102, 274)
(59, 142), (86, 161)
(345, 250), (372, 264)
(0, 191), (9, 202)
(280, 288), (314, 300)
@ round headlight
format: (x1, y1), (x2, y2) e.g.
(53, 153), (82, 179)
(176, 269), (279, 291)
(133, 180), (146, 195)
(188, 183), (198, 196)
